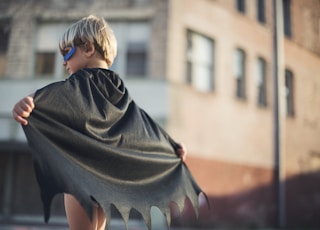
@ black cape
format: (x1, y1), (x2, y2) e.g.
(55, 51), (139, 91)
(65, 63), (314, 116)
(23, 68), (205, 229)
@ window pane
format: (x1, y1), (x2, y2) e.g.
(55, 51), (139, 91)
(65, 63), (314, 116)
(37, 24), (68, 50)
(125, 23), (149, 78)
(285, 69), (294, 116)
(0, 55), (6, 77)
(234, 49), (244, 78)
(257, 57), (267, 106)
(193, 65), (212, 92)
(186, 31), (193, 84)
(110, 22), (150, 78)
(186, 61), (192, 84)
(186, 30), (214, 92)
(283, 0), (292, 37)
(35, 23), (69, 78)
(126, 42), (147, 76)
(0, 22), (9, 53)
(237, 0), (246, 13)
(257, 0), (266, 23)
(234, 48), (246, 99)
(0, 20), (10, 76)
(193, 34), (213, 64)
(35, 52), (56, 76)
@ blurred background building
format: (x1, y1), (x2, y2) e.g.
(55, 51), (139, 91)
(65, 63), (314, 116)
(0, 0), (320, 229)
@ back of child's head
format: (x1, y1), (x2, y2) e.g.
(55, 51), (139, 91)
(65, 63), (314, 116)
(59, 15), (117, 67)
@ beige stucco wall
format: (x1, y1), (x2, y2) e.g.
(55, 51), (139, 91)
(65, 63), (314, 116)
(167, 0), (274, 168)
(285, 41), (320, 175)
(166, 1), (320, 227)
(167, 0), (320, 175)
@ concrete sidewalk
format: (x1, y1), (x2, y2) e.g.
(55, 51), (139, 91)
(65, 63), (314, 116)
(0, 219), (200, 230)
(0, 222), (203, 230)
(0, 207), (207, 230)
(0, 218), (215, 230)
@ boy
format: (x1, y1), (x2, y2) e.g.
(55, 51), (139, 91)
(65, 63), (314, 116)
(13, 15), (202, 230)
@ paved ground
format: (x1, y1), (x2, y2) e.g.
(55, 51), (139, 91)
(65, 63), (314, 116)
(0, 225), (281, 230)
(0, 219), (205, 230)
(0, 223), (202, 230)
(0, 222), (284, 230)
(0, 208), (210, 230)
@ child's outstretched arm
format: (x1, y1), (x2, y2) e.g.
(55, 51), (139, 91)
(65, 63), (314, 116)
(12, 93), (35, 126)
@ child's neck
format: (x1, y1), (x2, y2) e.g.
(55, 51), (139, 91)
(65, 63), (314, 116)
(86, 58), (109, 70)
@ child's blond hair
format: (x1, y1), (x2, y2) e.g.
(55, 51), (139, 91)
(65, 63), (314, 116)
(59, 15), (117, 67)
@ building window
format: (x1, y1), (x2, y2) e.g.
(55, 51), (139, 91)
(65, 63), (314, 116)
(256, 57), (267, 107)
(257, 0), (266, 24)
(126, 42), (147, 76)
(35, 23), (68, 78)
(186, 30), (215, 92)
(0, 20), (10, 76)
(35, 52), (55, 75)
(234, 48), (246, 99)
(236, 0), (246, 14)
(285, 69), (294, 117)
(110, 22), (150, 78)
(283, 0), (292, 37)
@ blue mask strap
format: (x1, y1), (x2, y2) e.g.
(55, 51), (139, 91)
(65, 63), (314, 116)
(63, 47), (76, 62)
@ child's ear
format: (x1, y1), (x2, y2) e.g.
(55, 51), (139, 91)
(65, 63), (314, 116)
(84, 42), (95, 56)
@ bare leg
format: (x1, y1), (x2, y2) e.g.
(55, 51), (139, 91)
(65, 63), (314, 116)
(64, 194), (106, 230)
(96, 205), (107, 230)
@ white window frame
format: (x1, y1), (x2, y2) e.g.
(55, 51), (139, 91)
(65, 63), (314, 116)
(34, 23), (69, 79)
(186, 30), (215, 93)
(234, 48), (246, 99)
(109, 21), (150, 78)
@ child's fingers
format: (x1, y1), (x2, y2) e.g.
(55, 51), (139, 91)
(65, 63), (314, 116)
(15, 106), (31, 118)
(22, 96), (35, 111)
(20, 103), (33, 114)
(13, 96), (34, 117)
(177, 142), (187, 162)
(12, 94), (35, 126)
(12, 111), (28, 126)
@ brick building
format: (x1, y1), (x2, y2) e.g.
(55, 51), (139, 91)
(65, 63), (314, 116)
(167, 0), (320, 228)
(0, 0), (320, 229)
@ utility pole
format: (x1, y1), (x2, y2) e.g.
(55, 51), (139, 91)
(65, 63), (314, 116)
(272, 0), (286, 228)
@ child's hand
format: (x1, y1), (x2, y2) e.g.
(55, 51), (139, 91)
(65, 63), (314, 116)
(176, 143), (187, 162)
(12, 94), (35, 126)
